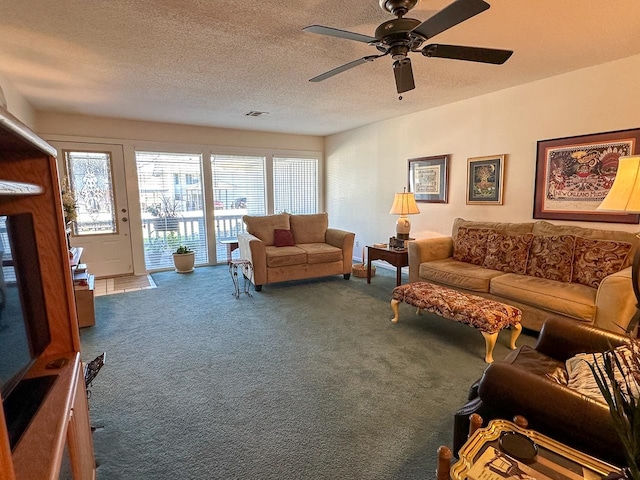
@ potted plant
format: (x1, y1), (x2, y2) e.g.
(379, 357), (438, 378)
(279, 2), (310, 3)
(147, 196), (181, 232)
(61, 176), (77, 225)
(589, 341), (640, 480)
(172, 245), (195, 273)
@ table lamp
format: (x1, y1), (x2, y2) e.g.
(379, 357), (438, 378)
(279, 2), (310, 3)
(597, 154), (640, 333)
(389, 188), (420, 240)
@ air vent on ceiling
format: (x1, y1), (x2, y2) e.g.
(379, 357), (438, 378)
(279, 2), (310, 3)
(245, 111), (269, 117)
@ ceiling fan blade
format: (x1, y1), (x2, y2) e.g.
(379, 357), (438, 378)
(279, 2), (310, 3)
(411, 0), (490, 40)
(423, 44), (513, 64)
(303, 25), (378, 44)
(393, 58), (415, 94)
(309, 55), (382, 82)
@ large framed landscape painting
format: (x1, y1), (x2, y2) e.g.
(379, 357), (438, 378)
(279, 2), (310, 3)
(534, 128), (640, 223)
(408, 155), (449, 203)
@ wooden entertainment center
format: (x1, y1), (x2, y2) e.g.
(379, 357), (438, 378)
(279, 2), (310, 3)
(0, 108), (95, 478)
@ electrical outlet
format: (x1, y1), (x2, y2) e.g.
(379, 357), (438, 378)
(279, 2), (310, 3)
(355, 240), (360, 248)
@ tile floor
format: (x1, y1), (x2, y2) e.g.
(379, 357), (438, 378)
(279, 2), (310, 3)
(94, 274), (156, 297)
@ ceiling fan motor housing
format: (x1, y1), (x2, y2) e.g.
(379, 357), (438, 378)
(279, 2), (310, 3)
(374, 18), (422, 41)
(374, 17), (423, 58)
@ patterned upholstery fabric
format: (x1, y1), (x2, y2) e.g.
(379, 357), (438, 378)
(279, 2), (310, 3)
(391, 282), (521, 334)
(452, 227), (494, 266)
(526, 235), (576, 282)
(572, 237), (632, 288)
(483, 233), (533, 274)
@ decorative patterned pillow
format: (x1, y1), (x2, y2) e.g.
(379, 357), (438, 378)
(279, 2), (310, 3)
(273, 229), (295, 247)
(571, 237), (632, 288)
(452, 227), (494, 265)
(525, 235), (576, 282)
(483, 233), (533, 274)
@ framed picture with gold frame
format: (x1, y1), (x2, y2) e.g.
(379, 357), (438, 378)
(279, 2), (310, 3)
(466, 155), (505, 205)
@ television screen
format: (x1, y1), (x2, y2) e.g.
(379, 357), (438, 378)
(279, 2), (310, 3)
(0, 214), (51, 398)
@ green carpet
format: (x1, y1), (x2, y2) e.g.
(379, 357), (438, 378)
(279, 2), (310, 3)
(79, 265), (537, 479)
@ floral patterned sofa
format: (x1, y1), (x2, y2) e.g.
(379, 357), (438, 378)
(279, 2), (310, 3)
(408, 218), (640, 332)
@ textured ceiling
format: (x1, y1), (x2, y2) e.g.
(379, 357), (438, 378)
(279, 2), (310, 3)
(0, 1), (639, 136)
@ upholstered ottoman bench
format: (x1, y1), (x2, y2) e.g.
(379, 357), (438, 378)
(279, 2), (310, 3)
(390, 282), (522, 363)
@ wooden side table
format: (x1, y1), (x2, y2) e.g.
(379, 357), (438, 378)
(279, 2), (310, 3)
(367, 245), (408, 286)
(452, 419), (620, 480)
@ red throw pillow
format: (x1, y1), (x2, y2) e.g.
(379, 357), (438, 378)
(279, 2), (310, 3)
(273, 229), (295, 247)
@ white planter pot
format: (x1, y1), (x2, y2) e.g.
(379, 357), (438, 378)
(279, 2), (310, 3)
(172, 252), (195, 273)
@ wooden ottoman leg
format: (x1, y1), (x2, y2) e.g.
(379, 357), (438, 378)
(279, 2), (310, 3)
(481, 331), (498, 363)
(509, 322), (522, 350)
(390, 299), (401, 323)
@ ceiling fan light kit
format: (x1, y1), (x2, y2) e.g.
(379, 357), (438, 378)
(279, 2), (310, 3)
(303, 0), (513, 95)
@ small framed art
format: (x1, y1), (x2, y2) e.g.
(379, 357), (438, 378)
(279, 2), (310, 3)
(408, 155), (449, 203)
(466, 155), (505, 204)
(533, 128), (640, 223)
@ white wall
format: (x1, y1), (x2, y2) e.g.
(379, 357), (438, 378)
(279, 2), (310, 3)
(0, 71), (35, 127)
(36, 113), (323, 151)
(326, 53), (640, 257)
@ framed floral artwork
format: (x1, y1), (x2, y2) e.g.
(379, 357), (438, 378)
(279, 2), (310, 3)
(533, 128), (640, 223)
(408, 155), (449, 203)
(466, 155), (505, 205)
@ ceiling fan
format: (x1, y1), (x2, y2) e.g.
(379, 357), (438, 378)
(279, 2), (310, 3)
(303, 0), (513, 95)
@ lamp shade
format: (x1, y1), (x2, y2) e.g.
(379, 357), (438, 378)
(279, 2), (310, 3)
(389, 191), (420, 216)
(597, 155), (640, 213)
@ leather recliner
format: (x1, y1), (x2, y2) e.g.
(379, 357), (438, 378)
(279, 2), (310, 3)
(453, 318), (632, 466)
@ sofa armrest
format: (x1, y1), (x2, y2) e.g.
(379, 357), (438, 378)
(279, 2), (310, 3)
(594, 266), (637, 333)
(534, 318), (631, 361)
(326, 228), (355, 274)
(238, 232), (267, 286)
(408, 237), (453, 283)
(477, 361), (620, 461)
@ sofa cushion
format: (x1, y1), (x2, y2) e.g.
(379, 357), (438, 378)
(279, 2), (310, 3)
(452, 227), (494, 265)
(243, 213), (290, 246)
(526, 235), (576, 282)
(483, 233), (533, 274)
(571, 237), (632, 288)
(273, 228), (295, 247)
(532, 220), (640, 268)
(265, 245), (306, 267)
(452, 218), (534, 239)
(297, 243), (342, 264)
(490, 273), (596, 322)
(419, 258), (504, 292)
(290, 213), (328, 244)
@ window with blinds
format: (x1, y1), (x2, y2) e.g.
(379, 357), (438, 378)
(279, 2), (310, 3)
(136, 151), (207, 270)
(211, 154), (266, 262)
(273, 157), (318, 214)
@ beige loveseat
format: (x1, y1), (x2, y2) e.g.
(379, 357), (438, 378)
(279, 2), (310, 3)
(238, 213), (355, 291)
(408, 218), (640, 332)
